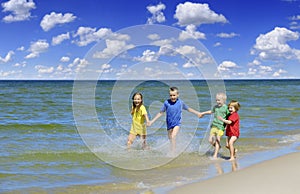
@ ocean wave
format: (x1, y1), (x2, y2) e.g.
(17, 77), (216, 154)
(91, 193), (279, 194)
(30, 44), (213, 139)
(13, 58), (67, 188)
(279, 133), (300, 144)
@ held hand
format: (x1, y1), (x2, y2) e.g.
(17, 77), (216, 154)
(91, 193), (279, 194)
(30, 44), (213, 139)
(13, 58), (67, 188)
(146, 121), (152, 127)
(198, 113), (203, 118)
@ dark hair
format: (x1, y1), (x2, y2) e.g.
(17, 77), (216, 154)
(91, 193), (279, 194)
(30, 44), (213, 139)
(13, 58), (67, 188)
(169, 86), (179, 92)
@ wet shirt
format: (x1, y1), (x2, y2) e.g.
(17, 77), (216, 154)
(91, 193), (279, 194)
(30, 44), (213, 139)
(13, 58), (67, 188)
(160, 99), (188, 130)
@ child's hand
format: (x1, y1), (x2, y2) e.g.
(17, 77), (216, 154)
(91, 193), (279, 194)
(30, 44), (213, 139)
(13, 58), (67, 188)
(146, 121), (151, 127)
(198, 113), (203, 118)
(217, 116), (224, 121)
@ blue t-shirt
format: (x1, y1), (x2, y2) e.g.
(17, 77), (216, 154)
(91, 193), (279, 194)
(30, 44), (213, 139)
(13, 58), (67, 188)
(160, 98), (189, 130)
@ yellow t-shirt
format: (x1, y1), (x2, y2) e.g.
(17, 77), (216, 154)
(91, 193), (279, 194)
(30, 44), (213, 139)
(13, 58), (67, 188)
(130, 105), (147, 135)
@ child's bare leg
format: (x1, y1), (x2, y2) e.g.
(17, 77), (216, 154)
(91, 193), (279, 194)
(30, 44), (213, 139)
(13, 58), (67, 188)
(228, 136), (238, 160)
(168, 126), (180, 153)
(213, 135), (221, 158)
(127, 134), (136, 149)
(168, 129), (173, 152)
(141, 135), (147, 149)
(209, 134), (215, 146)
(226, 137), (230, 149)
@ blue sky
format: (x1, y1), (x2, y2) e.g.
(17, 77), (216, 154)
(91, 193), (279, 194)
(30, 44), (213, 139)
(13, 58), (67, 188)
(0, 0), (300, 80)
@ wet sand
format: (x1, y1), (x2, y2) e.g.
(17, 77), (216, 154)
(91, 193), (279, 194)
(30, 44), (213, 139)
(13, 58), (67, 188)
(168, 152), (300, 194)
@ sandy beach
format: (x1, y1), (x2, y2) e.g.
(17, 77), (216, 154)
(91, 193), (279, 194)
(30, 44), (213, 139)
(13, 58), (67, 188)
(169, 151), (300, 194)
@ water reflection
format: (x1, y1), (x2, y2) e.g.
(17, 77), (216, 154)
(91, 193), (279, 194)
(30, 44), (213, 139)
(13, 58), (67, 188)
(213, 159), (238, 176)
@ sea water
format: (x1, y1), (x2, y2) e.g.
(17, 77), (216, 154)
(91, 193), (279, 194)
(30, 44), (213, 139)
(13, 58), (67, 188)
(1, 80), (300, 193)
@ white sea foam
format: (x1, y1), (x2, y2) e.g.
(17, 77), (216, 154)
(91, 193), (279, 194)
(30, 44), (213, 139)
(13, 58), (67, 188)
(279, 133), (300, 144)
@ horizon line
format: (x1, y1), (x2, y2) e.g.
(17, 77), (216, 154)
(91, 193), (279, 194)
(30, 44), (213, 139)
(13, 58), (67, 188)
(0, 78), (299, 81)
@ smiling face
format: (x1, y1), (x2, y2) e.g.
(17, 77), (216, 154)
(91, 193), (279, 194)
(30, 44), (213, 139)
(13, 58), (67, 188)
(228, 105), (236, 114)
(216, 96), (225, 106)
(169, 89), (179, 102)
(133, 94), (143, 107)
(215, 93), (226, 107)
(228, 100), (240, 114)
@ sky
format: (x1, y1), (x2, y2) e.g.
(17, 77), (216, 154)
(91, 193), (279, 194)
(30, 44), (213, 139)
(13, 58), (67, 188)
(0, 0), (300, 80)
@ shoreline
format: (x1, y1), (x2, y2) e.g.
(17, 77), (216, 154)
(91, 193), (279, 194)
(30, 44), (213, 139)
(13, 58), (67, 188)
(168, 151), (300, 194)
(2, 147), (299, 194)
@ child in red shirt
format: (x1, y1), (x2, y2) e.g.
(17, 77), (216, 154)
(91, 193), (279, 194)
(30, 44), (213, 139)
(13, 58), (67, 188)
(218, 100), (241, 161)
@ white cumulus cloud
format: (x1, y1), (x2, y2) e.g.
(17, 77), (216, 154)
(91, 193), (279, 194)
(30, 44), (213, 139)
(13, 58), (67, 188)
(25, 40), (49, 59)
(52, 32), (70, 45)
(147, 33), (160, 40)
(60, 56), (70, 62)
(134, 50), (158, 62)
(174, 2), (228, 27)
(35, 65), (54, 74)
(92, 33), (134, 59)
(218, 61), (238, 72)
(0, 51), (14, 63)
(72, 27), (112, 46)
(40, 12), (76, 31)
(252, 27), (300, 61)
(273, 69), (287, 77)
(146, 2), (166, 24)
(179, 24), (206, 41)
(1, 0), (36, 22)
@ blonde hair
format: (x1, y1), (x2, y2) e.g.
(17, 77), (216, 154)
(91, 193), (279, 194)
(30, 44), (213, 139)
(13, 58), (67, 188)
(216, 92), (227, 101)
(228, 100), (241, 111)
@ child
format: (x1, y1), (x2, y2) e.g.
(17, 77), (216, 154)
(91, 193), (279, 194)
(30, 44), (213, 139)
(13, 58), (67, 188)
(199, 92), (229, 159)
(218, 100), (241, 161)
(149, 87), (201, 154)
(127, 92), (150, 149)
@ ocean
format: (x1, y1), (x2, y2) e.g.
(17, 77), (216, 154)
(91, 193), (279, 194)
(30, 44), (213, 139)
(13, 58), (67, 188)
(1, 80), (300, 193)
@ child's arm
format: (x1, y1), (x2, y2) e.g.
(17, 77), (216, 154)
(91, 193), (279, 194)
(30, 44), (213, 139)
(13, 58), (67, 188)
(187, 107), (202, 118)
(144, 113), (151, 127)
(199, 110), (212, 118)
(218, 116), (232, 125)
(148, 112), (164, 126)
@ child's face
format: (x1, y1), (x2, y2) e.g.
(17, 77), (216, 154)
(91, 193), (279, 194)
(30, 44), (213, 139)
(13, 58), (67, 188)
(169, 90), (179, 102)
(228, 105), (236, 113)
(133, 95), (142, 106)
(216, 95), (225, 106)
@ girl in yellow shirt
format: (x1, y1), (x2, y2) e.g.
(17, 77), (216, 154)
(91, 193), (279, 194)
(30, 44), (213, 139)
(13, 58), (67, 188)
(127, 92), (150, 149)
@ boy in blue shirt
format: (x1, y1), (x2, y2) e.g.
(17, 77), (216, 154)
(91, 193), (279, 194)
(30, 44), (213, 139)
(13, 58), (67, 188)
(149, 87), (201, 154)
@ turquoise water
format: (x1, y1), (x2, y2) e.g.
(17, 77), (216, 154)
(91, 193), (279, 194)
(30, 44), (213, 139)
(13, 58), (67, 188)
(1, 80), (300, 193)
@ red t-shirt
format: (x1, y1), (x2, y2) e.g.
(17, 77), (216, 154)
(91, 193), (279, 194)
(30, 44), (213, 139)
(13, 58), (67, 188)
(226, 112), (240, 137)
